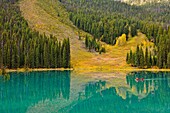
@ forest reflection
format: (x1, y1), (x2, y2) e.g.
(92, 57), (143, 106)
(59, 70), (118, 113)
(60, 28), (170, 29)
(1, 71), (170, 113)
(126, 71), (170, 96)
(67, 71), (170, 113)
(0, 71), (71, 113)
(78, 80), (106, 100)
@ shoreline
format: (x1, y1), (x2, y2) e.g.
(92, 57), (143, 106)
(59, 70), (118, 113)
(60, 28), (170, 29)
(73, 68), (170, 73)
(1, 68), (74, 73)
(1, 68), (170, 74)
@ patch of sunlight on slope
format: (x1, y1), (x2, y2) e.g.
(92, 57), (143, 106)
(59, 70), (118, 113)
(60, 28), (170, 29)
(76, 32), (155, 72)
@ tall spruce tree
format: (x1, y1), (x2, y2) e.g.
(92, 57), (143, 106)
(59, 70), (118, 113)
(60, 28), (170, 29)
(148, 52), (152, 68)
(85, 35), (89, 48)
(66, 38), (71, 68)
(132, 52), (136, 66)
(0, 45), (2, 68)
(167, 53), (170, 69)
(126, 52), (130, 64)
(139, 47), (144, 68)
(135, 45), (140, 67)
(35, 46), (39, 68)
(145, 47), (149, 68)
(129, 49), (133, 64)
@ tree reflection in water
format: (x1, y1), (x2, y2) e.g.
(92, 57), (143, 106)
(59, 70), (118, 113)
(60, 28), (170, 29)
(0, 71), (71, 113)
(66, 72), (170, 113)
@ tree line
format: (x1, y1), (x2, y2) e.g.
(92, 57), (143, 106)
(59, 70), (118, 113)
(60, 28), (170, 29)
(85, 35), (106, 54)
(60, 0), (170, 69)
(126, 46), (157, 68)
(0, 2), (71, 69)
(60, 0), (170, 44)
(127, 28), (170, 69)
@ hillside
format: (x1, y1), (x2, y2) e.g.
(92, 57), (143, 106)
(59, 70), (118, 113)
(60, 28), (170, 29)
(60, 0), (170, 69)
(19, 0), (153, 72)
(20, 0), (94, 70)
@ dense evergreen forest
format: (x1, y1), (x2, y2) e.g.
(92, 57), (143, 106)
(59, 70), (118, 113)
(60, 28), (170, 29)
(0, 1), (71, 69)
(0, 0), (169, 69)
(60, 0), (170, 69)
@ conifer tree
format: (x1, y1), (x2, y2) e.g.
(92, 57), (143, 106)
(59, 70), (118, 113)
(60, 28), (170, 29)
(139, 47), (144, 68)
(126, 52), (129, 64)
(132, 52), (136, 66)
(157, 46), (163, 68)
(135, 45), (140, 67)
(0, 46), (2, 68)
(167, 53), (170, 69)
(58, 41), (62, 68)
(12, 44), (16, 68)
(152, 56), (157, 66)
(148, 52), (152, 68)
(66, 38), (71, 68)
(35, 46), (39, 68)
(85, 35), (89, 48)
(145, 47), (149, 67)
(129, 49), (133, 64)
(55, 42), (58, 68)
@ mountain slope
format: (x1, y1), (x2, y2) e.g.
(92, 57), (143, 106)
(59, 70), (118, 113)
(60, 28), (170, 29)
(20, 0), (94, 69)
(19, 0), (154, 72)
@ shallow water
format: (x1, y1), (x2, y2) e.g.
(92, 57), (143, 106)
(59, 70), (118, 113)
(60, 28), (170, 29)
(0, 71), (170, 113)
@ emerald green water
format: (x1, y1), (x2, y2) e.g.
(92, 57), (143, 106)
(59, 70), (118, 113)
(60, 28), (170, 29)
(0, 71), (170, 113)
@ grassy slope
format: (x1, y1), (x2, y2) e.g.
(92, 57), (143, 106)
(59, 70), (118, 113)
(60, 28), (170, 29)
(19, 0), (94, 69)
(19, 0), (153, 72)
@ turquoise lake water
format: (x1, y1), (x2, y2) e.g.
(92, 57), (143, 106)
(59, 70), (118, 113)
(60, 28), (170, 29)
(0, 71), (170, 113)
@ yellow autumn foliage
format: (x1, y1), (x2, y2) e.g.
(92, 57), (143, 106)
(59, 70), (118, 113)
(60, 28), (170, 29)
(115, 34), (127, 46)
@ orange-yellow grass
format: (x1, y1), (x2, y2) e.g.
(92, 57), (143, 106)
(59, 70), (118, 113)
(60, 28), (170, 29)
(73, 33), (155, 72)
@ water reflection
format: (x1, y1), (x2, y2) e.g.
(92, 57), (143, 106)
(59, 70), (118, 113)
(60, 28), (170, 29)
(64, 71), (170, 113)
(78, 80), (106, 101)
(0, 71), (71, 113)
(126, 71), (170, 96)
(1, 71), (170, 113)
(1, 74), (10, 82)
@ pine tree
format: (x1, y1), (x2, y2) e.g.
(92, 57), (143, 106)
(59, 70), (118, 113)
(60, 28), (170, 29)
(55, 42), (58, 68)
(35, 46), (39, 68)
(126, 52), (129, 64)
(88, 39), (92, 51)
(30, 45), (35, 68)
(167, 53), (170, 69)
(16, 44), (20, 68)
(148, 52), (152, 68)
(11, 45), (15, 68)
(129, 49), (133, 64)
(58, 41), (62, 68)
(145, 47), (149, 68)
(85, 35), (89, 48)
(0, 45), (2, 68)
(132, 53), (136, 66)
(135, 45), (140, 67)
(6, 43), (11, 68)
(157, 46), (163, 68)
(62, 39), (67, 68)
(131, 24), (137, 37)
(152, 56), (157, 66)
(139, 47), (144, 68)
(43, 43), (48, 68)
(61, 39), (66, 67)
(66, 38), (71, 68)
